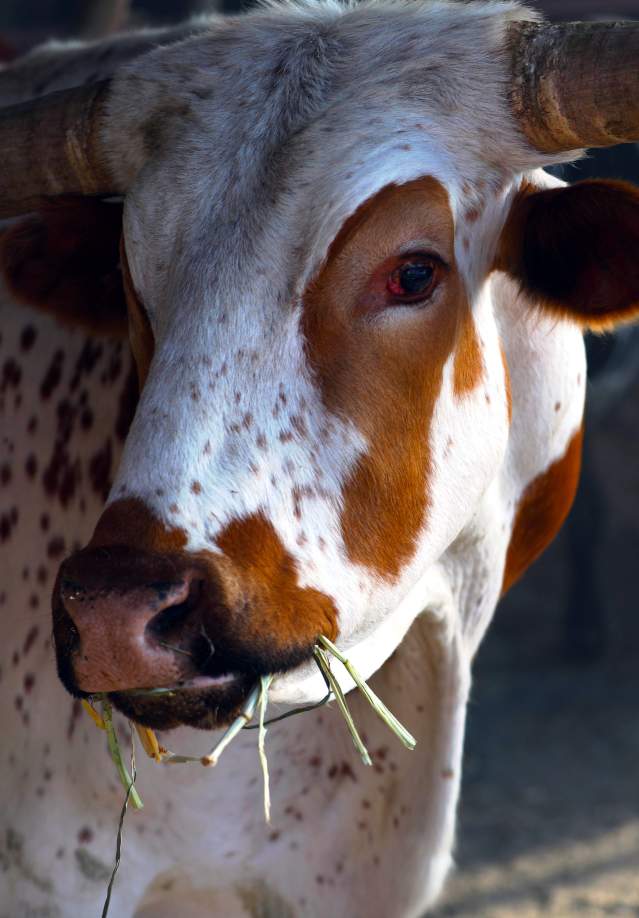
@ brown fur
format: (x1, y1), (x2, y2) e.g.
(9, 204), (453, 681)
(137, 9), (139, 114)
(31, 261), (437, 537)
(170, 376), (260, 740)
(454, 304), (484, 396)
(90, 497), (188, 553)
(497, 179), (639, 331)
(215, 511), (338, 647)
(89, 498), (336, 652)
(502, 426), (583, 594)
(303, 177), (481, 579)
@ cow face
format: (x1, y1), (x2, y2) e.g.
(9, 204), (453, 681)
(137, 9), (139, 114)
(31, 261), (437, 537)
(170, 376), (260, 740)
(48, 166), (512, 728)
(4, 5), (639, 732)
(46, 134), (520, 730)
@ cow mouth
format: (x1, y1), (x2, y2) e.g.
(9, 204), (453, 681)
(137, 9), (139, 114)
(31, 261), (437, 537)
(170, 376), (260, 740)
(52, 554), (322, 730)
(56, 632), (319, 731)
(102, 642), (321, 731)
(109, 671), (256, 731)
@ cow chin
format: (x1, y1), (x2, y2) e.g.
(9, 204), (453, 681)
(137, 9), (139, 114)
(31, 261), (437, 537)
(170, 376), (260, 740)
(110, 675), (254, 731)
(108, 640), (323, 731)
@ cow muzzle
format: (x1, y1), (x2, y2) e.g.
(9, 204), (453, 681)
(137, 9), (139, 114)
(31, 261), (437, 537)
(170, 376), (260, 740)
(52, 532), (337, 730)
(54, 547), (215, 694)
(52, 546), (253, 727)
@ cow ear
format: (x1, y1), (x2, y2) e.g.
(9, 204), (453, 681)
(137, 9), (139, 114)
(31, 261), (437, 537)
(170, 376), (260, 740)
(0, 196), (128, 337)
(495, 179), (639, 331)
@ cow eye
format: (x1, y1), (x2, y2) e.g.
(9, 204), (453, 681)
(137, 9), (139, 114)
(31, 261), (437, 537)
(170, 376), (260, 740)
(386, 256), (441, 303)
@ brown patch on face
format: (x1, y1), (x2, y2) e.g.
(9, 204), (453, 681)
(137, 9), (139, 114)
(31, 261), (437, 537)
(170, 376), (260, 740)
(215, 511), (338, 646)
(120, 240), (155, 388)
(502, 426), (583, 594)
(303, 178), (471, 579)
(453, 305), (483, 397)
(89, 497), (188, 553)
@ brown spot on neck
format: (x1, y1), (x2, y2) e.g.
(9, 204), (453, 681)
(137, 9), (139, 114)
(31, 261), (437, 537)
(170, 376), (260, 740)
(502, 426), (583, 594)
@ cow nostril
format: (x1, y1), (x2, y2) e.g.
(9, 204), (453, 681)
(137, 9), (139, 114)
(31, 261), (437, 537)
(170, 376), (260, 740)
(145, 578), (225, 676)
(145, 577), (209, 664)
(55, 549), (230, 693)
(147, 598), (192, 640)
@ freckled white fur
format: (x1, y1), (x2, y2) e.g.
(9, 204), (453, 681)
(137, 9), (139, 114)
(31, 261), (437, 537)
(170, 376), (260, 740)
(0, 2), (589, 916)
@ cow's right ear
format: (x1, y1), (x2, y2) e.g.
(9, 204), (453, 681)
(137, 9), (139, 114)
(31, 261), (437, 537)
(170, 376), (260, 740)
(495, 179), (639, 331)
(0, 196), (128, 337)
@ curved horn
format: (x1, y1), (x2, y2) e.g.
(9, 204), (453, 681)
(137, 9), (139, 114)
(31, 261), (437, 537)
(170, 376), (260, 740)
(509, 21), (639, 153)
(0, 80), (120, 218)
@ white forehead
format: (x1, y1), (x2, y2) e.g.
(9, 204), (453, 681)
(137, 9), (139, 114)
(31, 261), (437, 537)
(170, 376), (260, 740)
(112, 0), (562, 312)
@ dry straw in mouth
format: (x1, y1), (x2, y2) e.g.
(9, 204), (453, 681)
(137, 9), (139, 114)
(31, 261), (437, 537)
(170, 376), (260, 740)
(85, 637), (416, 916)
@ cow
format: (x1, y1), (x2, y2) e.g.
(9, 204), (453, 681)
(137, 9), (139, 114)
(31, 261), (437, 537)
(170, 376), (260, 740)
(2, 2), (639, 916)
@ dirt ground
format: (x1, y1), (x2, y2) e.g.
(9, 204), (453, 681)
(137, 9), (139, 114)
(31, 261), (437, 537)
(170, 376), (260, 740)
(432, 395), (639, 917)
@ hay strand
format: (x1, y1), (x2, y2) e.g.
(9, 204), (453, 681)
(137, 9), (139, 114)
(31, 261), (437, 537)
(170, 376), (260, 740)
(317, 635), (416, 751)
(101, 699), (143, 810)
(101, 725), (138, 918)
(257, 675), (273, 823)
(134, 723), (165, 763)
(314, 647), (372, 766)
(84, 640), (417, 918)
(200, 682), (261, 767)
(82, 698), (106, 730)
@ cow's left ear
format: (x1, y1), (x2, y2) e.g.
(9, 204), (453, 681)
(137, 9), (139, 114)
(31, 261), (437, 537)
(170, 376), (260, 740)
(495, 179), (639, 331)
(0, 196), (128, 337)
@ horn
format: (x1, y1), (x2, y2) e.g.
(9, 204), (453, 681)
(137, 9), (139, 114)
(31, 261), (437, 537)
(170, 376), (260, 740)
(509, 21), (639, 153)
(0, 80), (120, 218)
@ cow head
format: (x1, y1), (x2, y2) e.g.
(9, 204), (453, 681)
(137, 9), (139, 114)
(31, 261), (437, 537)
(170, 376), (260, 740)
(3, 2), (639, 731)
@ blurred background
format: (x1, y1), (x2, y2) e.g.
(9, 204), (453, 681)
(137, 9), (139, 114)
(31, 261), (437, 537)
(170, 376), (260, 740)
(1, 1), (638, 915)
